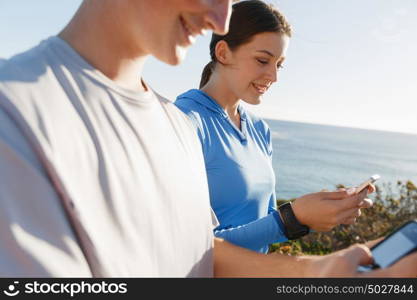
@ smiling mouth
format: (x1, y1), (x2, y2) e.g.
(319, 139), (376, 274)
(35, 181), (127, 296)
(252, 83), (269, 94)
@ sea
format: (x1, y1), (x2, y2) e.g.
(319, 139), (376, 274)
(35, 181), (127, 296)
(265, 119), (417, 200)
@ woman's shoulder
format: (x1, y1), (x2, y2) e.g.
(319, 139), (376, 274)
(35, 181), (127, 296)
(175, 89), (206, 112)
(175, 89), (212, 131)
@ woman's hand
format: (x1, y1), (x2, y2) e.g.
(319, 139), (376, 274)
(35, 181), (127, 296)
(291, 185), (374, 232)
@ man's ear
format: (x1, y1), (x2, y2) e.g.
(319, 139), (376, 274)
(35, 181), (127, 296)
(214, 40), (232, 64)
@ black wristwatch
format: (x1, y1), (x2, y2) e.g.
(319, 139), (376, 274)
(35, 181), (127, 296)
(278, 202), (310, 240)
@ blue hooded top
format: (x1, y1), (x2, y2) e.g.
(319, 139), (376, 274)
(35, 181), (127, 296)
(175, 89), (287, 253)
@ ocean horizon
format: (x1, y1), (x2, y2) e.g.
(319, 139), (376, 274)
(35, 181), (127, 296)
(265, 119), (417, 200)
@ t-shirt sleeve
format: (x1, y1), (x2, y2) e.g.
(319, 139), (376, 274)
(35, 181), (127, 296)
(0, 105), (81, 275)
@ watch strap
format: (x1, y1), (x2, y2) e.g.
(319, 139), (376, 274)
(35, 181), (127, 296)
(278, 202), (310, 240)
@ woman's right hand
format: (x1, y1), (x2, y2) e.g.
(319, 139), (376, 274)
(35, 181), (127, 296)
(290, 186), (374, 232)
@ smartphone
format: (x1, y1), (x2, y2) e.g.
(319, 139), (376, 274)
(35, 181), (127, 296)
(357, 220), (417, 272)
(355, 174), (380, 193)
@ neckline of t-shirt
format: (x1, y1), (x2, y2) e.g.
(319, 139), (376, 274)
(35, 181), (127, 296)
(46, 36), (157, 105)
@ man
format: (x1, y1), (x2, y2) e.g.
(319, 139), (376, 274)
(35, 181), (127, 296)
(0, 0), (416, 277)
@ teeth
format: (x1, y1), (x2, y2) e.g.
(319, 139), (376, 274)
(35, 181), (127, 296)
(189, 35), (196, 44)
(181, 18), (198, 44)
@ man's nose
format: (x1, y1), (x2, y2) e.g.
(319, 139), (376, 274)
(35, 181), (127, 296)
(204, 0), (233, 35)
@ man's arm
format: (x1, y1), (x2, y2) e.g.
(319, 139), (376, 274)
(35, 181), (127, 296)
(214, 237), (417, 277)
(213, 238), (312, 277)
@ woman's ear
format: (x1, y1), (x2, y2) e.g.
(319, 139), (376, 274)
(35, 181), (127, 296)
(214, 40), (232, 64)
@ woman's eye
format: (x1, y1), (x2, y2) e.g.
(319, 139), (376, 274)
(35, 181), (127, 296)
(257, 59), (268, 64)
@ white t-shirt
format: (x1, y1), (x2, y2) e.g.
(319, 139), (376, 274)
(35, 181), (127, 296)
(0, 37), (216, 277)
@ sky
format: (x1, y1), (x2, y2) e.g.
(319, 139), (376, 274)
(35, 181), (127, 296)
(1, 0), (416, 134)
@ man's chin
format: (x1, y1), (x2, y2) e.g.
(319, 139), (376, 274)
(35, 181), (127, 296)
(157, 46), (187, 66)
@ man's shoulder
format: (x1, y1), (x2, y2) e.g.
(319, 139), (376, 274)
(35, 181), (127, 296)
(0, 40), (54, 100)
(153, 90), (197, 132)
(0, 39), (65, 119)
(0, 40), (50, 81)
(0, 47), (54, 173)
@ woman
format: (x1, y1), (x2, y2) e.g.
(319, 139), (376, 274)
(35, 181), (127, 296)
(175, 0), (373, 253)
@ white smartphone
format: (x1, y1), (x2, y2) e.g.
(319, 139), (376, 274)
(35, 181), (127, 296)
(355, 174), (380, 193)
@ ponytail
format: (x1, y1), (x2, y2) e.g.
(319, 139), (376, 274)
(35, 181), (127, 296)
(199, 61), (215, 88)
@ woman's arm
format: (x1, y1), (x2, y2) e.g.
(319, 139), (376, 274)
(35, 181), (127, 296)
(214, 210), (287, 252)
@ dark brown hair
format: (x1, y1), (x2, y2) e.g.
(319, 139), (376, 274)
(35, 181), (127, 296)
(199, 0), (292, 88)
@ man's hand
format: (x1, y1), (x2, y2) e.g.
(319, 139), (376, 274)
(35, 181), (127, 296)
(304, 244), (373, 277)
(214, 238), (417, 277)
(304, 242), (417, 277)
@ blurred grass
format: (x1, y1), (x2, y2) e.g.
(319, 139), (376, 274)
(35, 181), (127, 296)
(269, 180), (417, 255)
